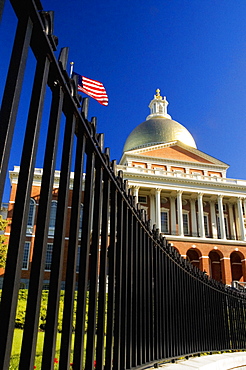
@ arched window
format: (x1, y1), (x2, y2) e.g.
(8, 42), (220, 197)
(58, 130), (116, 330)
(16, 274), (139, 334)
(186, 248), (201, 270)
(27, 198), (36, 233)
(231, 251), (243, 282)
(48, 200), (57, 236)
(209, 250), (222, 282)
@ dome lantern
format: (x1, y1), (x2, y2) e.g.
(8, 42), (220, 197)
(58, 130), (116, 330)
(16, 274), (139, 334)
(123, 91), (197, 152)
(146, 88), (172, 120)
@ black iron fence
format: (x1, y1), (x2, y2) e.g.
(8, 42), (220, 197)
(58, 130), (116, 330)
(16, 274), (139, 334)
(1, 1), (246, 369)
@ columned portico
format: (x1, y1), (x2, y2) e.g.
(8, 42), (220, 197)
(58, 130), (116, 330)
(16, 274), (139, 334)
(131, 189), (246, 242)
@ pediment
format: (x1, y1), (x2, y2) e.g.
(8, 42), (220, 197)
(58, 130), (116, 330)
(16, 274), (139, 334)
(121, 141), (228, 167)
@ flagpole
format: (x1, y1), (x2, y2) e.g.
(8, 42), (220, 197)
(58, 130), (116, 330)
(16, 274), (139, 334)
(69, 61), (74, 78)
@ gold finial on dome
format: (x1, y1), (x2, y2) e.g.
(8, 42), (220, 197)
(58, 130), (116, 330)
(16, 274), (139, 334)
(155, 88), (162, 100)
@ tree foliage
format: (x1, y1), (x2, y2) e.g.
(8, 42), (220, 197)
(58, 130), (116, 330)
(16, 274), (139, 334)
(0, 215), (8, 268)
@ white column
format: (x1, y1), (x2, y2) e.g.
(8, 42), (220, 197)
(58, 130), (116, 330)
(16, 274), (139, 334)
(155, 188), (161, 231)
(237, 197), (245, 241)
(150, 192), (156, 227)
(243, 198), (246, 217)
(190, 198), (197, 237)
(197, 193), (205, 238)
(218, 194), (226, 239)
(210, 201), (218, 239)
(177, 190), (184, 236)
(132, 186), (140, 199)
(170, 196), (176, 235)
(228, 203), (236, 240)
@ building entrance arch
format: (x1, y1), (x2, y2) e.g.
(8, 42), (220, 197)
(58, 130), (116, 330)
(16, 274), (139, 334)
(186, 248), (201, 270)
(230, 251), (244, 282)
(209, 250), (223, 282)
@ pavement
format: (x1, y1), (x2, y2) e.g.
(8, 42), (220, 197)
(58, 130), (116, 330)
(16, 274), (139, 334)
(147, 352), (246, 370)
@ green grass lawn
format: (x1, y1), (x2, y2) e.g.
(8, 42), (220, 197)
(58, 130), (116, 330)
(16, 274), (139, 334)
(10, 330), (63, 369)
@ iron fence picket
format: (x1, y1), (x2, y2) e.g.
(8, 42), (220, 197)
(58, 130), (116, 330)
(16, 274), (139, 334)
(126, 209), (133, 369)
(73, 147), (96, 370)
(96, 167), (110, 370)
(113, 190), (124, 370)
(85, 156), (104, 370)
(59, 124), (86, 370)
(120, 201), (129, 370)
(104, 184), (117, 370)
(41, 108), (76, 370)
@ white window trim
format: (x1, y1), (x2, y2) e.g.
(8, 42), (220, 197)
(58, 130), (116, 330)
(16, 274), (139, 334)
(48, 200), (58, 236)
(45, 243), (53, 271)
(26, 198), (36, 235)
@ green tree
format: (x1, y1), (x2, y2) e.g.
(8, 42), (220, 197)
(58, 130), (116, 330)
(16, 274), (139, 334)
(0, 214), (8, 268)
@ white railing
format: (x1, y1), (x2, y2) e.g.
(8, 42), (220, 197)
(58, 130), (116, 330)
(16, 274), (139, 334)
(117, 165), (246, 185)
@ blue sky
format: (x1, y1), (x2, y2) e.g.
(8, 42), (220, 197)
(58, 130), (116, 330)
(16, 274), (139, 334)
(1, 0), (246, 195)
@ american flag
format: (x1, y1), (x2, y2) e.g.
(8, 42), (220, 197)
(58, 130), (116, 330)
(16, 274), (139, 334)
(73, 72), (108, 106)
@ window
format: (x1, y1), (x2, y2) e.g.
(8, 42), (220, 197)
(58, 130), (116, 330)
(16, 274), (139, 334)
(48, 201), (57, 236)
(217, 216), (229, 238)
(224, 217), (229, 238)
(182, 213), (189, 235)
(22, 242), (30, 270)
(215, 203), (227, 212)
(161, 210), (169, 233)
(45, 243), (53, 271)
(138, 196), (147, 204)
(27, 198), (36, 233)
(204, 214), (209, 237)
(191, 171), (202, 175)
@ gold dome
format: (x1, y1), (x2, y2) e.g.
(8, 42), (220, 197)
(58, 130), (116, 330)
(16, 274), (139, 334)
(123, 90), (197, 152)
(123, 117), (197, 152)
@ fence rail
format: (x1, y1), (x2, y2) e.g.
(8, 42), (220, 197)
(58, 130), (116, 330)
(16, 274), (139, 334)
(1, 1), (246, 369)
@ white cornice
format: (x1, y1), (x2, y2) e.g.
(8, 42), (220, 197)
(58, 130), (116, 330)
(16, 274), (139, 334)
(165, 234), (246, 246)
(121, 171), (246, 196)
